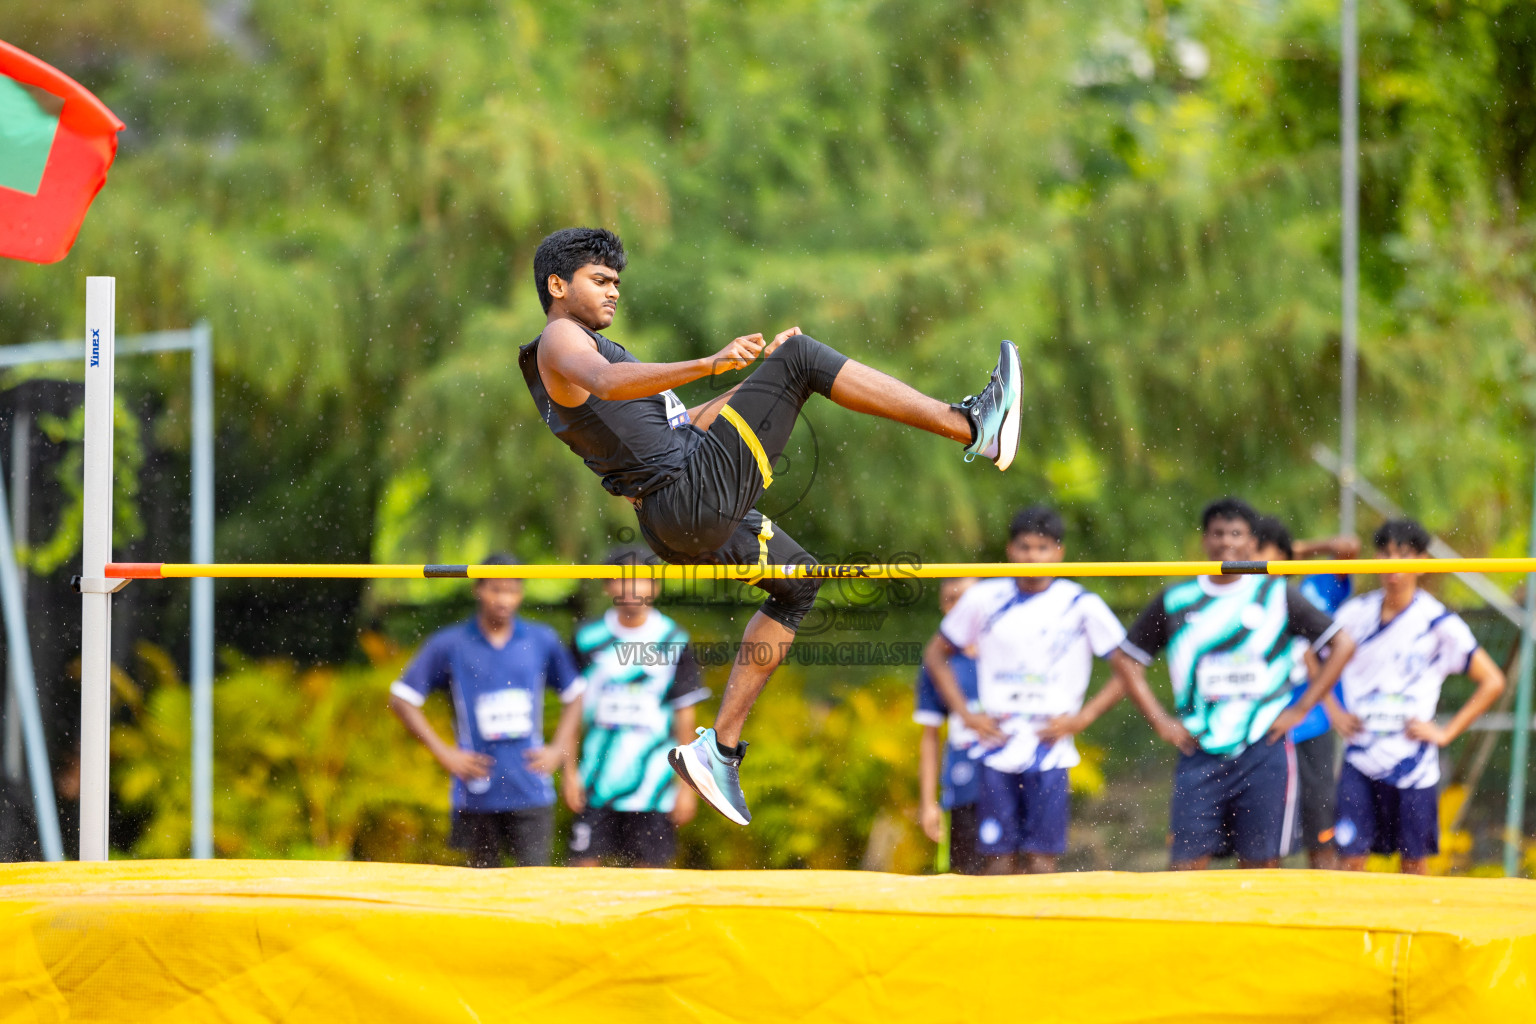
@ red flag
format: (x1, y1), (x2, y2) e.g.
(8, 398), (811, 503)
(0, 40), (124, 264)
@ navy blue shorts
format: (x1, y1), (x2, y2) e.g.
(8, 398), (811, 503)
(1170, 739), (1296, 864)
(1334, 763), (1439, 860)
(976, 765), (1070, 857)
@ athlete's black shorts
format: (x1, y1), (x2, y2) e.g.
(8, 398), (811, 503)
(636, 333), (849, 631)
(569, 807), (677, 867)
(450, 806), (553, 868)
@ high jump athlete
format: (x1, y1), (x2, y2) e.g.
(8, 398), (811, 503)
(519, 228), (1021, 825)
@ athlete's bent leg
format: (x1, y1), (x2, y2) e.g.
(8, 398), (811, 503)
(666, 513), (823, 825)
(713, 611), (794, 748)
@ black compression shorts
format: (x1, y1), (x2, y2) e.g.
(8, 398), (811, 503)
(636, 334), (848, 631)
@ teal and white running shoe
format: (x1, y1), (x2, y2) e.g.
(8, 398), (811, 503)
(668, 727), (751, 826)
(954, 340), (1022, 471)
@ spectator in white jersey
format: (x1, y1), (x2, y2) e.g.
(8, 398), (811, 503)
(922, 507), (1140, 874)
(555, 546), (709, 868)
(914, 577), (982, 874)
(1253, 515), (1358, 869)
(1330, 519), (1504, 874)
(1119, 498), (1357, 870)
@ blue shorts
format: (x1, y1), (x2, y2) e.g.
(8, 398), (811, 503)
(1170, 739), (1296, 864)
(1334, 763), (1439, 860)
(976, 765), (1070, 857)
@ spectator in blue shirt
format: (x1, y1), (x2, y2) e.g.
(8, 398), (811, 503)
(388, 553), (580, 867)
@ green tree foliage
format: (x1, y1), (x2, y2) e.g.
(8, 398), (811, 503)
(6, 0), (1536, 863)
(113, 635), (462, 860)
(3, 1), (1532, 584)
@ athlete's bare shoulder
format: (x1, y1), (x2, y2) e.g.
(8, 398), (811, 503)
(539, 315), (598, 350)
(537, 317), (604, 406)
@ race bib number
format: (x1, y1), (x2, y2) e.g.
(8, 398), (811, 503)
(475, 688), (533, 741)
(1358, 693), (1413, 736)
(1195, 653), (1270, 702)
(662, 390), (690, 429)
(990, 673), (1066, 720)
(594, 686), (654, 729)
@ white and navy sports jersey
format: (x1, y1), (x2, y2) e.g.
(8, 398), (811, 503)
(940, 578), (1126, 774)
(573, 608), (710, 813)
(1334, 589), (1478, 790)
(1124, 576), (1338, 758)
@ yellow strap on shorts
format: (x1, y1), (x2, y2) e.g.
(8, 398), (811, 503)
(718, 404), (773, 490)
(742, 516), (774, 586)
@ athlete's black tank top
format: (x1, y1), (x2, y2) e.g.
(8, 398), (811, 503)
(519, 322), (705, 498)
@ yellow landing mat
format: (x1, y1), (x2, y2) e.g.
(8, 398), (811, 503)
(0, 861), (1532, 1023)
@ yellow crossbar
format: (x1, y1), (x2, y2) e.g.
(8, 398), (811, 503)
(104, 558), (1536, 580)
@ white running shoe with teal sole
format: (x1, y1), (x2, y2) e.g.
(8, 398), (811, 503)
(668, 727), (751, 825)
(955, 340), (1022, 471)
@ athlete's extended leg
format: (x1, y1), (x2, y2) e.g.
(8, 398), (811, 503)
(827, 360), (970, 441)
(719, 333), (1022, 473)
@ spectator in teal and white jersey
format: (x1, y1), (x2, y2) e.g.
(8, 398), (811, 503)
(557, 546), (710, 867)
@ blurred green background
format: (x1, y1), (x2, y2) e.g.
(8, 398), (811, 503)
(2, 0), (1535, 870)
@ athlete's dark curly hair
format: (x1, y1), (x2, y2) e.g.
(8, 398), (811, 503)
(533, 228), (628, 313)
(1374, 518), (1431, 555)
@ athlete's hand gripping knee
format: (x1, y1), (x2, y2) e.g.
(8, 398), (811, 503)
(711, 333), (765, 374)
(765, 326), (802, 357)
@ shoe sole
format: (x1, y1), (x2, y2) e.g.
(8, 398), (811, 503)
(668, 745), (751, 826)
(994, 342), (1022, 472)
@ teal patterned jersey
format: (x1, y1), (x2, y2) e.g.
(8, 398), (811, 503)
(574, 609), (709, 812)
(1123, 576), (1338, 756)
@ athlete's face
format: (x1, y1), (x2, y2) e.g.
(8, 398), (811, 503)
(475, 578), (525, 629)
(1376, 540), (1424, 596)
(548, 263), (620, 329)
(1257, 542), (1287, 562)
(1202, 516), (1257, 562)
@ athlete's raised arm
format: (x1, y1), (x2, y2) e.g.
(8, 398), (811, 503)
(538, 317), (766, 404)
